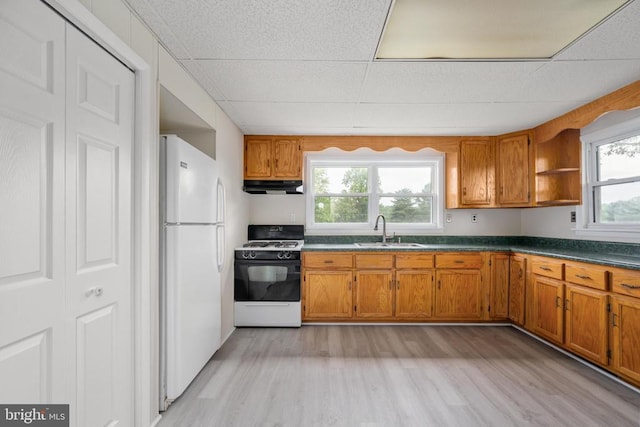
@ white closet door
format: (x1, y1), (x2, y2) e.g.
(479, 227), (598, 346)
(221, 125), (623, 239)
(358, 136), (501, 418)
(65, 24), (135, 427)
(0, 0), (66, 404)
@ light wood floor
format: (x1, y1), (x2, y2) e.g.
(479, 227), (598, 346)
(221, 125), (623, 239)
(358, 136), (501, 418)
(158, 326), (640, 427)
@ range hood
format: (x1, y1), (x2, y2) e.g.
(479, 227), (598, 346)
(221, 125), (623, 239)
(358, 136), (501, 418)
(243, 180), (304, 195)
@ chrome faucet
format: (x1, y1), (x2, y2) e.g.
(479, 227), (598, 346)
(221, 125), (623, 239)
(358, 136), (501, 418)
(374, 214), (388, 243)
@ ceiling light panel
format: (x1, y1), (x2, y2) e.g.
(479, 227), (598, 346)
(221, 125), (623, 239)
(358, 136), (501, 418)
(377, 0), (629, 59)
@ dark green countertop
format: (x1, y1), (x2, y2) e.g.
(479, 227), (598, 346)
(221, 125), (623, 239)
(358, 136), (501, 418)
(301, 237), (640, 270)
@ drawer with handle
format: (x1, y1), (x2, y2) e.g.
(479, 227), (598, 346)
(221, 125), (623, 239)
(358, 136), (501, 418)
(355, 254), (393, 269)
(564, 261), (608, 291)
(611, 267), (640, 298)
(435, 253), (483, 269)
(304, 253), (353, 269)
(531, 257), (564, 280)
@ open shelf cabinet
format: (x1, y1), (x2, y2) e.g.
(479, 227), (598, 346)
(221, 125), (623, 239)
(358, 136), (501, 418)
(535, 128), (582, 206)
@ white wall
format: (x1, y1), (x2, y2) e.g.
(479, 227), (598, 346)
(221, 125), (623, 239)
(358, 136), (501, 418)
(520, 205), (577, 239)
(248, 196), (522, 236)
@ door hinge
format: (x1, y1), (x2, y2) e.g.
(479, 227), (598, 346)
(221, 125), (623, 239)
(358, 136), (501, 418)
(607, 303), (611, 312)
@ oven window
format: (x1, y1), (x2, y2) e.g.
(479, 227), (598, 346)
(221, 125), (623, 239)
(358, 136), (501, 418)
(235, 262), (301, 302)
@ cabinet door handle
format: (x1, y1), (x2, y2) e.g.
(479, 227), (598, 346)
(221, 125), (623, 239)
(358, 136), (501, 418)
(438, 280), (441, 289)
(555, 296), (561, 308)
(348, 281), (351, 291)
(575, 274), (591, 280)
(564, 299), (570, 311)
(275, 159), (279, 169)
(389, 280), (393, 290)
(454, 260), (465, 264)
(323, 260), (334, 264)
(539, 266), (552, 271)
(612, 313), (618, 327)
(518, 269), (523, 279)
(463, 187), (467, 196)
(621, 283), (640, 290)
(397, 280), (400, 290)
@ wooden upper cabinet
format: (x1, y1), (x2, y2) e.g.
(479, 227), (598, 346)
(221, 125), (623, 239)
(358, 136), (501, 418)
(535, 128), (582, 206)
(244, 136), (301, 180)
(273, 138), (302, 178)
(496, 132), (531, 206)
(244, 137), (272, 178)
(459, 138), (494, 206)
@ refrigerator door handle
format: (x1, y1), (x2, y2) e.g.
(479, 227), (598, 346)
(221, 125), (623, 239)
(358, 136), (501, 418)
(216, 177), (226, 224)
(216, 225), (225, 272)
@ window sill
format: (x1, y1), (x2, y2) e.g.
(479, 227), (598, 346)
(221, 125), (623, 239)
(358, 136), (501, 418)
(574, 226), (640, 242)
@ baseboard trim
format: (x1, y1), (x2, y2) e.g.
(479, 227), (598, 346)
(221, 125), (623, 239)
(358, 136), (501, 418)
(512, 325), (640, 395)
(302, 322), (512, 327)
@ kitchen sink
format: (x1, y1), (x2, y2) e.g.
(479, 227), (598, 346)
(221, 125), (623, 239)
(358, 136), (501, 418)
(354, 242), (423, 248)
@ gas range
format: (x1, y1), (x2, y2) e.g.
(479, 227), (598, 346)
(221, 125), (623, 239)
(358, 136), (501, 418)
(234, 225), (304, 327)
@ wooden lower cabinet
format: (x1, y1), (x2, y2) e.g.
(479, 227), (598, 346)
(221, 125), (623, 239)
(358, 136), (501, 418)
(489, 253), (509, 319)
(611, 295), (640, 385)
(435, 269), (483, 320)
(355, 270), (393, 318)
(395, 270), (434, 318)
(509, 254), (526, 325)
(303, 270), (352, 319)
(564, 285), (609, 365)
(532, 275), (564, 345)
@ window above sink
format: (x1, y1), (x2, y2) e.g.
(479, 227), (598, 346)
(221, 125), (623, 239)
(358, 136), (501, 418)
(305, 148), (445, 235)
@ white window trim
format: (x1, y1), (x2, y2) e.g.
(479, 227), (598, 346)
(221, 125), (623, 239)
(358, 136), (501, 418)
(577, 109), (640, 240)
(305, 147), (445, 235)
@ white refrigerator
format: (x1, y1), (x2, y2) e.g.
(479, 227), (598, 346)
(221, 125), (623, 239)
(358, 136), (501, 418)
(159, 134), (225, 410)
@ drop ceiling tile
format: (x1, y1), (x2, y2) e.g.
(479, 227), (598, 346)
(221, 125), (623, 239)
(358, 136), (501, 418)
(125, 0), (191, 59)
(355, 102), (579, 132)
(504, 59), (640, 102)
(557, 0), (640, 60)
(361, 61), (545, 103)
(184, 60), (368, 102)
(229, 102), (357, 128)
(140, 0), (390, 60)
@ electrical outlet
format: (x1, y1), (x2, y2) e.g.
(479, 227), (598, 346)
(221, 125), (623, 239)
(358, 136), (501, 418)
(570, 211), (576, 223)
(471, 214), (478, 223)
(446, 213), (452, 223)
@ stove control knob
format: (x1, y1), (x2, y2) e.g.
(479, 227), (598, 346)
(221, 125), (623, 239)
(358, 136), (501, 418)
(283, 251), (292, 259)
(242, 251), (249, 259)
(249, 250), (256, 259)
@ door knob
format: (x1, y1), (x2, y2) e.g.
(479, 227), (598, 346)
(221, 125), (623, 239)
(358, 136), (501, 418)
(86, 287), (104, 297)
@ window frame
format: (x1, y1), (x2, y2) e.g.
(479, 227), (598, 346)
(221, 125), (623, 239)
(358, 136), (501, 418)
(305, 148), (444, 234)
(578, 111), (640, 238)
